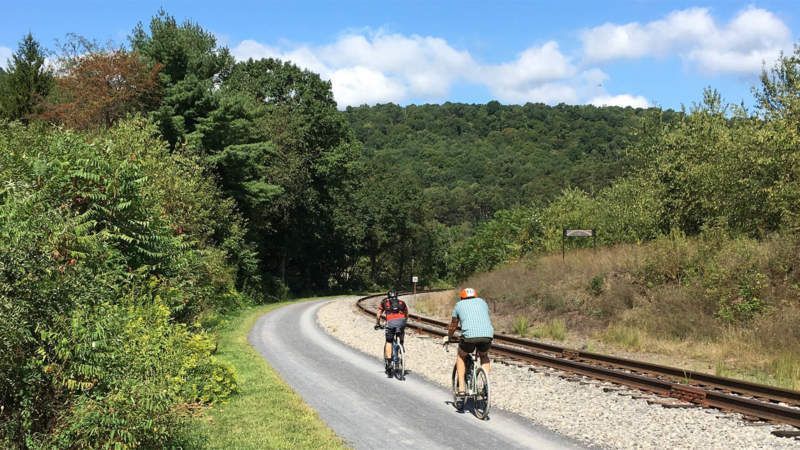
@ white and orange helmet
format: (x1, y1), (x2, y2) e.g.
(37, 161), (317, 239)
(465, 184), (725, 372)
(460, 287), (477, 299)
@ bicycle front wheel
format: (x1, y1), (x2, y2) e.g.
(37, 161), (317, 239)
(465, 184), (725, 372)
(395, 344), (405, 380)
(473, 367), (490, 420)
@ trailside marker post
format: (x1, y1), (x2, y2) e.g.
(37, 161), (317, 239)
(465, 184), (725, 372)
(412, 276), (418, 301)
(562, 229), (596, 261)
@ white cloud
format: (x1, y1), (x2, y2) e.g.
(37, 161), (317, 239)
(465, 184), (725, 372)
(589, 94), (651, 108)
(229, 30), (663, 108)
(478, 41), (578, 103)
(329, 66), (406, 106)
(0, 46), (12, 70)
(232, 31), (474, 106)
(581, 7), (792, 75)
(233, 33), (601, 107)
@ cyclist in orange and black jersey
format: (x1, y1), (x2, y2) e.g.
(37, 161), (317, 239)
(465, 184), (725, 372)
(374, 291), (408, 375)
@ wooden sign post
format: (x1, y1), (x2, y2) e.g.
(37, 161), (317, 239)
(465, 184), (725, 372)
(412, 276), (418, 301)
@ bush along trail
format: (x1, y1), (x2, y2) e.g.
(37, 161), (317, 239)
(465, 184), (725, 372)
(0, 120), (247, 447)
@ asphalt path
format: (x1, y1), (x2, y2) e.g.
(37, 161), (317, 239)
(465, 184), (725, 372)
(248, 298), (584, 449)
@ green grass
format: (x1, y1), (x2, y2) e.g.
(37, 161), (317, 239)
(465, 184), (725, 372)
(531, 318), (567, 341)
(599, 325), (643, 351)
(187, 298), (347, 449)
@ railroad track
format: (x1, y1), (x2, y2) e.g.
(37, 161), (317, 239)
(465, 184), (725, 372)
(357, 291), (800, 435)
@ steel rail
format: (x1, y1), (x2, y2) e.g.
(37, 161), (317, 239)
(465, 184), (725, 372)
(357, 292), (800, 428)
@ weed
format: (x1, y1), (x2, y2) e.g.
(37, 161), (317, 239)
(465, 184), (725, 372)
(601, 325), (643, 351)
(532, 319), (567, 341)
(590, 275), (604, 295)
(771, 353), (800, 390)
(547, 319), (567, 341)
(512, 316), (530, 337)
(715, 359), (730, 378)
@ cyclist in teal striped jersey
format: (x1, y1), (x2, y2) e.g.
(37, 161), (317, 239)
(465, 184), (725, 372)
(444, 288), (494, 396)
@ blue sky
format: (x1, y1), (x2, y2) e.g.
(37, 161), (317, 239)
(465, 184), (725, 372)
(2, 1), (798, 110)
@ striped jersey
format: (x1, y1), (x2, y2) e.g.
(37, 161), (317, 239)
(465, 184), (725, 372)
(452, 297), (494, 339)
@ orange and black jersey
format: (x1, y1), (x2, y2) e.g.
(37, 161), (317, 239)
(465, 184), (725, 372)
(379, 298), (408, 322)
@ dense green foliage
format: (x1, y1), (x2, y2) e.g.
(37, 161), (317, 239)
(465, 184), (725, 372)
(346, 102), (664, 225)
(130, 10), (234, 147)
(0, 120), (241, 447)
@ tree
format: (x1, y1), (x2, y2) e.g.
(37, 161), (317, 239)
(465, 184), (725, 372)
(755, 45), (800, 129)
(130, 10), (234, 146)
(39, 49), (161, 129)
(216, 58), (361, 290)
(0, 33), (53, 121)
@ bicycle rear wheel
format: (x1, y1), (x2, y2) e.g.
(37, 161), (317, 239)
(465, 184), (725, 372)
(473, 368), (490, 420)
(394, 343), (405, 380)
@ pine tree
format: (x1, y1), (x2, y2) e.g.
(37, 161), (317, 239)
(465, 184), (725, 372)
(0, 33), (53, 121)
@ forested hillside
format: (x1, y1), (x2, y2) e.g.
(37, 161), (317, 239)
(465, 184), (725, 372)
(341, 103), (679, 283)
(346, 102), (674, 225)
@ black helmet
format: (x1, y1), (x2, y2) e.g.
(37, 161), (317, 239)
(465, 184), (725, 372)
(388, 290), (397, 299)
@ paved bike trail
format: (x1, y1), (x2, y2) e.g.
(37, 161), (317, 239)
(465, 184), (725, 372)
(248, 298), (584, 449)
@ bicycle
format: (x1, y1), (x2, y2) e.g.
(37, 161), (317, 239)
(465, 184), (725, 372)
(375, 323), (405, 380)
(444, 338), (490, 420)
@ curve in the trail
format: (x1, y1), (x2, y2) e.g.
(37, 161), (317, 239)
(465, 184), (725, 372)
(248, 298), (584, 450)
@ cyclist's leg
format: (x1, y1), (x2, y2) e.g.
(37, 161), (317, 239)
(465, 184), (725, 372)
(457, 340), (476, 392)
(384, 326), (394, 360)
(456, 349), (467, 392)
(477, 338), (492, 374)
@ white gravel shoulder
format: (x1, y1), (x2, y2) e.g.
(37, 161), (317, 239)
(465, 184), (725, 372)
(317, 296), (798, 449)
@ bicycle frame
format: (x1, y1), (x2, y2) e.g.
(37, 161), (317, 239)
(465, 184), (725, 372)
(392, 336), (402, 362)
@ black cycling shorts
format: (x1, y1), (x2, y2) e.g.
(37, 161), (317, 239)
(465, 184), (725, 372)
(385, 318), (407, 343)
(459, 337), (492, 354)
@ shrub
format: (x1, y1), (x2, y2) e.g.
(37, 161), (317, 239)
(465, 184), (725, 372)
(451, 208), (544, 280)
(638, 229), (694, 285)
(590, 275), (604, 295)
(0, 120), (245, 445)
(41, 287), (238, 448)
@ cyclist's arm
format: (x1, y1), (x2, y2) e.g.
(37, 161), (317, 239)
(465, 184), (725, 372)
(447, 317), (459, 341)
(375, 301), (384, 325)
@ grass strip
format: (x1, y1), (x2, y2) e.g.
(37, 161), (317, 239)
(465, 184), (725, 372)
(188, 298), (347, 449)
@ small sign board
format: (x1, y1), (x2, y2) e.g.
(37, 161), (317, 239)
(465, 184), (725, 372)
(564, 229), (595, 237)
(411, 276), (418, 283)
(562, 228), (597, 260)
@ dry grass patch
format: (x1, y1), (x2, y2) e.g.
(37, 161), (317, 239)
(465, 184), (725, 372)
(411, 290), (458, 320)
(461, 232), (800, 390)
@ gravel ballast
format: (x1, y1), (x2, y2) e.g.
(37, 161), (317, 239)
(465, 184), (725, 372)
(316, 296), (798, 449)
